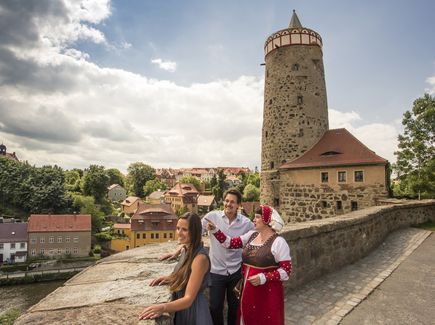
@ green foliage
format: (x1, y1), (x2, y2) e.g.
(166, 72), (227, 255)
(393, 94), (435, 199)
(93, 244), (102, 254)
(81, 165), (110, 203)
(71, 194), (104, 232)
(143, 178), (167, 197)
(0, 308), (21, 325)
(179, 176), (201, 191)
(247, 172), (260, 187)
(0, 159), (71, 215)
(95, 231), (113, 241)
(212, 169), (228, 202)
(127, 162), (155, 197)
(243, 184), (260, 202)
(176, 206), (189, 217)
(106, 168), (125, 187)
(64, 169), (82, 192)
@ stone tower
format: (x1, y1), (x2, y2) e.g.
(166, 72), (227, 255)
(261, 11), (329, 206)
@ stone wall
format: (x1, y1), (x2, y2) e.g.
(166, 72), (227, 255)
(281, 200), (435, 289)
(15, 201), (434, 324)
(279, 182), (388, 223)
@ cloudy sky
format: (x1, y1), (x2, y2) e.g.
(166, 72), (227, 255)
(1, 0), (434, 172)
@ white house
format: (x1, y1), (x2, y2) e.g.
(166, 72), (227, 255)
(0, 222), (28, 263)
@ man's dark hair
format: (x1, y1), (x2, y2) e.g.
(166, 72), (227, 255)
(223, 188), (242, 204)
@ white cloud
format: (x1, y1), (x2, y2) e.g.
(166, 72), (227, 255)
(151, 58), (177, 72)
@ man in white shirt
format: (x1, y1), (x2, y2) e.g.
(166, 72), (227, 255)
(202, 188), (254, 325)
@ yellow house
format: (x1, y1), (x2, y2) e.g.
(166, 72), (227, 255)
(110, 223), (132, 252)
(164, 183), (198, 214)
(130, 203), (178, 248)
(120, 196), (143, 217)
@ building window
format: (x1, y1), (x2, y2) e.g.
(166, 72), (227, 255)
(31, 238), (36, 244)
(49, 236), (54, 243)
(57, 237), (62, 243)
(151, 233), (154, 239)
(338, 171), (346, 182)
(66, 237), (70, 243)
(156, 233), (159, 239)
(270, 161), (274, 169)
(351, 201), (358, 211)
(136, 233), (140, 239)
(297, 96), (303, 104)
(169, 233), (173, 239)
(73, 247), (78, 254)
(66, 247), (71, 254)
(40, 237), (45, 244)
(11, 243), (15, 249)
(273, 198), (280, 207)
(292, 63), (299, 71)
(57, 248), (62, 254)
(0, 243), (3, 249)
(336, 201), (342, 210)
(40, 248), (45, 255)
(355, 171), (364, 182)
(321, 172), (329, 183)
(31, 249), (36, 256)
(126, 246), (129, 250)
(142, 233), (146, 239)
(164, 233), (167, 239)
(73, 237), (79, 243)
(20, 242), (25, 249)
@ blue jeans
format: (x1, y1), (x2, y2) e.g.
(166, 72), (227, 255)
(209, 269), (241, 325)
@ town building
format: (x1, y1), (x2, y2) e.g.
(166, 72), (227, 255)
(110, 223), (132, 252)
(0, 222), (27, 263)
(147, 189), (165, 205)
(120, 196), (143, 217)
(0, 143), (19, 161)
(164, 183), (199, 214)
(197, 195), (217, 215)
(27, 214), (91, 258)
(260, 11), (389, 222)
(107, 184), (127, 202)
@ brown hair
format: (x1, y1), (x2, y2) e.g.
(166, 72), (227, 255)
(167, 212), (203, 292)
(223, 188), (242, 204)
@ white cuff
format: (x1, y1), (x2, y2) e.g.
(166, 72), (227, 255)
(258, 273), (266, 285)
(210, 227), (218, 234)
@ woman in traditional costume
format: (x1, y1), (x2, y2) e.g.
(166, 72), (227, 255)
(206, 205), (291, 325)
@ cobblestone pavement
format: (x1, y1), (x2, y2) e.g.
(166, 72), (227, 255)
(283, 227), (432, 325)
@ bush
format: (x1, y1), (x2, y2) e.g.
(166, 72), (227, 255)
(93, 245), (102, 254)
(95, 231), (112, 241)
(0, 263), (28, 273)
(0, 308), (21, 325)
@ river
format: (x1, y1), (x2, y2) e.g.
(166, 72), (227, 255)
(0, 280), (64, 316)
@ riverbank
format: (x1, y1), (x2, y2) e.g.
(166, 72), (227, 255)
(0, 268), (83, 286)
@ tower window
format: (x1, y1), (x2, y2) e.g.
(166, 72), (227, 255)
(297, 96), (303, 104)
(270, 161), (274, 169)
(265, 131), (268, 138)
(321, 172), (328, 183)
(336, 201), (342, 210)
(273, 198), (280, 207)
(292, 63), (299, 71)
(321, 201), (327, 208)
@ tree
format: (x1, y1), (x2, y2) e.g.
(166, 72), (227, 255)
(143, 179), (167, 197)
(247, 172), (260, 188)
(81, 165), (110, 203)
(212, 169), (228, 202)
(106, 168), (125, 187)
(393, 94), (435, 199)
(243, 184), (260, 202)
(127, 162), (155, 197)
(64, 169), (81, 193)
(71, 194), (104, 233)
(179, 176), (201, 192)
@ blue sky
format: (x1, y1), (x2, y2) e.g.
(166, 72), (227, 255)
(0, 0), (434, 172)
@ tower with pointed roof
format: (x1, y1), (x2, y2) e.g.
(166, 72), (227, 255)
(261, 10), (329, 207)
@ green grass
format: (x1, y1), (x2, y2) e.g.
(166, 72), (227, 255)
(413, 221), (435, 231)
(0, 308), (21, 325)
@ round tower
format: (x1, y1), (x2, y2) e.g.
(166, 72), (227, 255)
(261, 11), (329, 206)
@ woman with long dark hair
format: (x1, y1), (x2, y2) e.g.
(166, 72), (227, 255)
(206, 205), (291, 325)
(139, 212), (213, 324)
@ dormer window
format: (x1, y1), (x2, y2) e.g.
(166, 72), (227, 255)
(321, 151), (342, 156)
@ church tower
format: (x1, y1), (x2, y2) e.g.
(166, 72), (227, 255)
(261, 11), (329, 206)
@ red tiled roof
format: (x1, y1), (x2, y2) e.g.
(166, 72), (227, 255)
(121, 196), (141, 206)
(280, 128), (388, 170)
(28, 214), (91, 232)
(134, 203), (174, 216)
(197, 195), (216, 207)
(167, 183), (199, 196)
(113, 223), (130, 229)
(0, 223), (27, 242)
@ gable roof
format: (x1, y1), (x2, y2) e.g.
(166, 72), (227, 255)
(280, 128), (388, 170)
(197, 195), (216, 207)
(134, 203), (174, 216)
(0, 223), (27, 243)
(166, 183), (198, 196)
(148, 190), (165, 200)
(28, 214), (91, 232)
(108, 184), (124, 190)
(121, 196), (141, 206)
